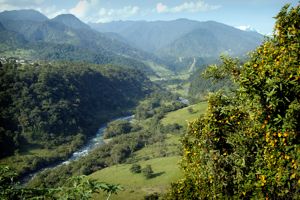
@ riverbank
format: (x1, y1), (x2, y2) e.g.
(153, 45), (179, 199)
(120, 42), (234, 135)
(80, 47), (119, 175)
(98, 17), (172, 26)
(18, 115), (134, 184)
(0, 113), (133, 185)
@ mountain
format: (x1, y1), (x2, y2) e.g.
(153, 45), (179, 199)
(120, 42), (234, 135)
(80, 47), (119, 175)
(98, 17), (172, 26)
(0, 9), (48, 22)
(0, 10), (263, 74)
(91, 19), (264, 59)
(0, 10), (162, 75)
(90, 19), (200, 53)
(158, 21), (263, 58)
(0, 21), (27, 48)
(51, 14), (91, 30)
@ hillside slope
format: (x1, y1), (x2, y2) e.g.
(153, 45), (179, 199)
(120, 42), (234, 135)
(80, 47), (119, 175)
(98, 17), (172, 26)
(159, 21), (262, 58)
(0, 60), (154, 159)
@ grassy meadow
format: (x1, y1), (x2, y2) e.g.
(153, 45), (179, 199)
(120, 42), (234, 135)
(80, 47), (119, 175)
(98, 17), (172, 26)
(89, 101), (208, 199)
(162, 101), (208, 127)
(89, 156), (182, 200)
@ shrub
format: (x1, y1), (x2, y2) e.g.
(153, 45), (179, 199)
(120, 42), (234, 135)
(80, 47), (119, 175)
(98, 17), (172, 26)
(130, 163), (141, 173)
(142, 165), (154, 179)
(144, 192), (159, 200)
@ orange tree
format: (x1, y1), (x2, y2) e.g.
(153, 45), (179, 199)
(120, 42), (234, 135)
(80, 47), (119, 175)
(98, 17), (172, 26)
(168, 4), (299, 199)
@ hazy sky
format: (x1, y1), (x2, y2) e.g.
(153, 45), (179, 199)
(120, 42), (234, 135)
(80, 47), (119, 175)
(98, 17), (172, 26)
(0, 0), (298, 34)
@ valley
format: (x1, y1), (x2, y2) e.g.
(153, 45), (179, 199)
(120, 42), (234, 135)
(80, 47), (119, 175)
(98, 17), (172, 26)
(0, 8), (260, 197)
(1, 3), (299, 200)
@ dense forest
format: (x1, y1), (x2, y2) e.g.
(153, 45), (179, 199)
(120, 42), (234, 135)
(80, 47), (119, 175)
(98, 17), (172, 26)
(0, 59), (155, 177)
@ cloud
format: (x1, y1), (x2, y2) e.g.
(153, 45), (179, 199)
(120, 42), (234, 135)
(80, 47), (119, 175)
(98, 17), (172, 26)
(235, 25), (260, 32)
(0, 0), (66, 19)
(96, 6), (139, 23)
(0, 0), (45, 12)
(0, 4), (18, 11)
(156, 0), (221, 13)
(156, 3), (167, 13)
(0, 0), (44, 5)
(69, 0), (139, 22)
(0, 0), (141, 22)
(236, 25), (252, 31)
(70, 0), (90, 19)
(69, 0), (100, 20)
(235, 25), (266, 35)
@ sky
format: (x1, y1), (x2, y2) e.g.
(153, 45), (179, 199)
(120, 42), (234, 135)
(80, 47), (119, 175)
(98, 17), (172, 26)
(0, 0), (298, 35)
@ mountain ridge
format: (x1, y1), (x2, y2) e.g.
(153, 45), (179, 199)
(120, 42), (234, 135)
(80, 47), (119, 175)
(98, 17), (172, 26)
(0, 9), (263, 74)
(51, 14), (91, 30)
(91, 19), (264, 60)
(0, 9), (161, 75)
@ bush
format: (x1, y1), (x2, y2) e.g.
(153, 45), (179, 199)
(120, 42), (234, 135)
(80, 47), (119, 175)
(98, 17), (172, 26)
(130, 164), (141, 174)
(142, 165), (154, 179)
(187, 107), (194, 114)
(144, 192), (159, 200)
(103, 120), (132, 139)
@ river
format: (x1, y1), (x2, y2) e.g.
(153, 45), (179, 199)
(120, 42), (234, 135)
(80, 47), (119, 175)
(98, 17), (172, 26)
(22, 115), (134, 184)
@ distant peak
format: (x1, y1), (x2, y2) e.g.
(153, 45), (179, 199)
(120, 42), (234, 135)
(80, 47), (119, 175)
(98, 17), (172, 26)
(235, 25), (263, 34)
(52, 14), (90, 30)
(54, 14), (78, 19)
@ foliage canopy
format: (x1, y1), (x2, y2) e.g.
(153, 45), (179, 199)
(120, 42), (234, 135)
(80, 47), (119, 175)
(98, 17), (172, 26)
(169, 4), (300, 199)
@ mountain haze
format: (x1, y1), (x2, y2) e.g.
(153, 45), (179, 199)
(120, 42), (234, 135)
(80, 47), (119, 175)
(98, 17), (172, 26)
(90, 19), (201, 53)
(91, 19), (264, 59)
(158, 21), (263, 58)
(0, 9), (263, 74)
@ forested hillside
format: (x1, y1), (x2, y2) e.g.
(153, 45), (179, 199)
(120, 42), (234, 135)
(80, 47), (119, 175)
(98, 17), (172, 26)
(0, 59), (154, 160)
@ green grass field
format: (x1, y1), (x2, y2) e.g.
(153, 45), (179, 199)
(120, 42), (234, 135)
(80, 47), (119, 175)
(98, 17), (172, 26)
(162, 101), (208, 127)
(89, 100), (208, 200)
(89, 156), (182, 200)
(145, 61), (174, 80)
(132, 134), (181, 162)
(166, 82), (190, 96)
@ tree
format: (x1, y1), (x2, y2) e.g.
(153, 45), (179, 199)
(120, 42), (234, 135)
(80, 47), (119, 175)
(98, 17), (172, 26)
(142, 165), (154, 179)
(144, 192), (159, 200)
(187, 107), (194, 114)
(130, 163), (142, 173)
(103, 120), (132, 139)
(169, 3), (300, 199)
